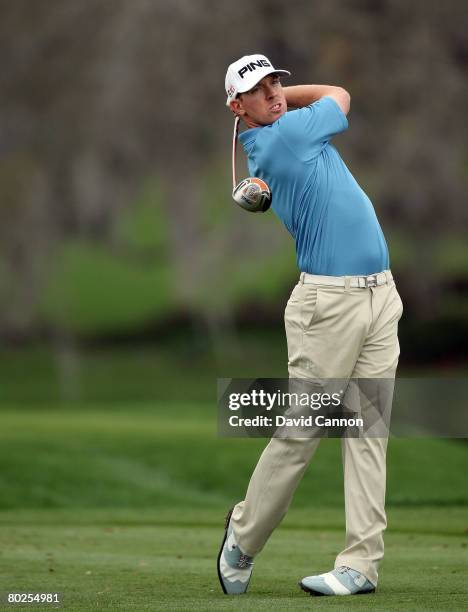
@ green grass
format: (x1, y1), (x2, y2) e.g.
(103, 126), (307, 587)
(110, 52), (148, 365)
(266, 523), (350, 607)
(0, 348), (467, 610)
(0, 507), (467, 610)
(0, 405), (467, 509)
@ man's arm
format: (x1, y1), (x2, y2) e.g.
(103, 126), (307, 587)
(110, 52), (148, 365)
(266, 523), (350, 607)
(282, 85), (351, 116)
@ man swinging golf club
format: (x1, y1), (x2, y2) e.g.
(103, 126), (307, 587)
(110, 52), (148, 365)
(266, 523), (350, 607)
(217, 53), (403, 597)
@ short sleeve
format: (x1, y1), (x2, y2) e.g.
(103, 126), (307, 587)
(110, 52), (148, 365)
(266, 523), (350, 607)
(277, 96), (348, 160)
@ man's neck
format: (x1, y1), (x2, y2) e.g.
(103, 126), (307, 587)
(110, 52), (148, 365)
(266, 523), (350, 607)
(241, 115), (264, 129)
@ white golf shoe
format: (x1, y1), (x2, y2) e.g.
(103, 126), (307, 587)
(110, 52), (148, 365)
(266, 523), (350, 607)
(217, 507), (254, 594)
(299, 566), (376, 596)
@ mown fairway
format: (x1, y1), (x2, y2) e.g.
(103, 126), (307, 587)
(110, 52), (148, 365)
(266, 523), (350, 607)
(0, 403), (467, 610)
(1, 506), (467, 611)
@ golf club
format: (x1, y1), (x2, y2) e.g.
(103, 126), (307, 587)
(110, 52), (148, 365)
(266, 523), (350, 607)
(231, 116), (272, 213)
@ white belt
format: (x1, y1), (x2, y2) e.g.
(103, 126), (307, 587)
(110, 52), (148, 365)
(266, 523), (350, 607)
(300, 270), (393, 288)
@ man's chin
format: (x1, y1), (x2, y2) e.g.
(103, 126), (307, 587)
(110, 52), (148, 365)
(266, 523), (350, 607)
(269, 107), (286, 122)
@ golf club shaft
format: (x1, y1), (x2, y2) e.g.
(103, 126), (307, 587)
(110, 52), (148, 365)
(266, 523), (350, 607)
(232, 116), (240, 190)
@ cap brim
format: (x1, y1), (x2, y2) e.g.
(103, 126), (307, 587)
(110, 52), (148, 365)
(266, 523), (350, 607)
(236, 69), (291, 94)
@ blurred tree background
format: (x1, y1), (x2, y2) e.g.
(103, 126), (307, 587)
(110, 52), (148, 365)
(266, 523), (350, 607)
(0, 5), (468, 607)
(0, 0), (467, 401)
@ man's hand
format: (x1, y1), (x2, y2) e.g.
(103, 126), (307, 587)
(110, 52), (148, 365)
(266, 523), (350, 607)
(283, 85), (351, 116)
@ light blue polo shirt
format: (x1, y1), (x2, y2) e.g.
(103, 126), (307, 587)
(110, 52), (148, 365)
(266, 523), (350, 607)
(238, 96), (389, 276)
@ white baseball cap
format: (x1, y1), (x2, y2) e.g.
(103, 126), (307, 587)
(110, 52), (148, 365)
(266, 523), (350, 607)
(225, 53), (291, 106)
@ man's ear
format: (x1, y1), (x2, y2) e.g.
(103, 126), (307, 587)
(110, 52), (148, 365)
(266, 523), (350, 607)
(230, 99), (245, 116)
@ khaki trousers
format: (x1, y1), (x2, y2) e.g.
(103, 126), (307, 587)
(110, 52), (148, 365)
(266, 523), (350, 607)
(231, 272), (403, 586)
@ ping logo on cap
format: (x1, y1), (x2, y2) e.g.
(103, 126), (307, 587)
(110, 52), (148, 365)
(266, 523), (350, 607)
(238, 59), (271, 79)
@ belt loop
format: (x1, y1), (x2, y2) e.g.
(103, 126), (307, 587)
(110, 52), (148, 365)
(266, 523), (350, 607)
(344, 276), (351, 292)
(300, 272), (305, 285)
(384, 270), (392, 284)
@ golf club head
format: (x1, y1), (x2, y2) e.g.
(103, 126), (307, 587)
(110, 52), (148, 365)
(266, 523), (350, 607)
(232, 177), (272, 213)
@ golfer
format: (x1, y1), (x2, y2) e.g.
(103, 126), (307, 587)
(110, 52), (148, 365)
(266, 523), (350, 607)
(217, 54), (403, 597)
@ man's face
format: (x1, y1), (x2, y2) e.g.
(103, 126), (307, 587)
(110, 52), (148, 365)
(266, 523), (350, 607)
(230, 74), (287, 127)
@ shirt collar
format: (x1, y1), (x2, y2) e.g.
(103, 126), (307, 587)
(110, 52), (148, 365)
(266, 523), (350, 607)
(238, 127), (261, 150)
